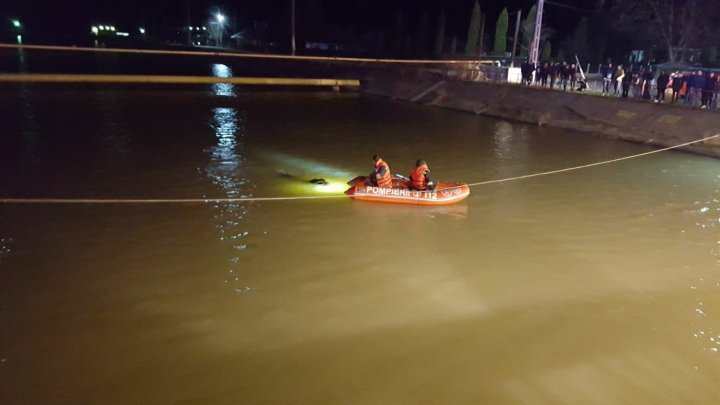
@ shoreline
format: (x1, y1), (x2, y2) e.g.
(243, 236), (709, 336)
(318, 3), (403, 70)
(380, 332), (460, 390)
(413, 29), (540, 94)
(361, 72), (720, 159)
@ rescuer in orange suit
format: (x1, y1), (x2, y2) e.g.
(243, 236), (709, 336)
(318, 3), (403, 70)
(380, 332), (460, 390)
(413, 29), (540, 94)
(410, 159), (435, 191)
(369, 155), (392, 188)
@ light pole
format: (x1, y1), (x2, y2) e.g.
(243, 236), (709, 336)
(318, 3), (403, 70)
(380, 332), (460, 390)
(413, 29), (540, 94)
(529, 0), (545, 66)
(291, 0), (296, 55)
(212, 13), (225, 47)
(186, 0), (192, 46)
(510, 10), (522, 67)
(11, 19), (22, 44)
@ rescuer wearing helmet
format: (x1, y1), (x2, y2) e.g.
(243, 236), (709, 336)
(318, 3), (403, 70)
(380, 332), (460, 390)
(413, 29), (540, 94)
(410, 159), (435, 191)
(370, 155), (392, 188)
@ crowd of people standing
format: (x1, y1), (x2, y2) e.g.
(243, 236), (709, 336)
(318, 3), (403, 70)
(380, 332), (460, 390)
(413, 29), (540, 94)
(520, 61), (584, 91)
(519, 61), (720, 110)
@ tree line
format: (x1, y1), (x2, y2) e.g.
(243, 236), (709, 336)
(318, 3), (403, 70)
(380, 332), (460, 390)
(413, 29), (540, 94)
(387, 0), (720, 66)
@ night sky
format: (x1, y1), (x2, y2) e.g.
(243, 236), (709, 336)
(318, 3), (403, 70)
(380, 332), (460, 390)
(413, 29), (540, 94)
(3, 0), (595, 44)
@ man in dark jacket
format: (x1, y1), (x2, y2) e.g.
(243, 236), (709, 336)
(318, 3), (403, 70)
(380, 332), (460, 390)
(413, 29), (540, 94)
(701, 72), (715, 109)
(642, 69), (654, 100)
(686, 71), (698, 106)
(540, 62), (549, 87)
(655, 70), (670, 103)
(692, 70), (706, 107)
(621, 69), (633, 98)
(671, 72), (684, 103)
(549, 62), (558, 89)
(601, 62), (613, 95)
(521, 62), (534, 85)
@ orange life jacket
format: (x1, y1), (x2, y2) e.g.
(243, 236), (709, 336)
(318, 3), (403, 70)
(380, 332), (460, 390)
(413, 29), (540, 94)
(374, 159), (392, 188)
(410, 163), (430, 190)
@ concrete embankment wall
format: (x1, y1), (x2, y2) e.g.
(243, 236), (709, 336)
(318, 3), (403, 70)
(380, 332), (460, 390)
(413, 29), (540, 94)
(361, 72), (720, 158)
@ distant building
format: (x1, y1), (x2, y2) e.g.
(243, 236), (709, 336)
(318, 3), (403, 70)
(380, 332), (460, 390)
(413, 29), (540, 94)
(629, 50), (645, 64)
(669, 47), (702, 63)
(305, 42), (344, 52)
(230, 21), (269, 51)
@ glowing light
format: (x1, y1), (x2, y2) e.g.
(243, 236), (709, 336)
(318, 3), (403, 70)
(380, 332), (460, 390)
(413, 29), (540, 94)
(116, 32), (129, 37)
(189, 26), (193, 31)
(313, 180), (347, 194)
(217, 14), (225, 23)
(16, 35), (22, 44)
(212, 64), (232, 78)
(202, 26), (207, 30)
(212, 64), (235, 96)
(11, 19), (21, 28)
(99, 25), (105, 30)
(196, 26), (200, 31)
(210, 107), (239, 162)
(91, 26), (99, 35)
(263, 152), (354, 179)
(139, 27), (145, 34)
(110, 26), (115, 31)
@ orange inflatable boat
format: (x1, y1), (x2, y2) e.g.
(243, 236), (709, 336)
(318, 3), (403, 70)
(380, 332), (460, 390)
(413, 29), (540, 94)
(345, 176), (470, 205)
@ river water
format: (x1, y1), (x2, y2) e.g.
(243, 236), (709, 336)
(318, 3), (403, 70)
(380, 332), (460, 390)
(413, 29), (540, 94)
(1, 64), (720, 403)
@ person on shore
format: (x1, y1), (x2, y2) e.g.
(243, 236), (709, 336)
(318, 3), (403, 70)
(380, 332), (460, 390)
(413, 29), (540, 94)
(560, 61), (570, 91)
(521, 61), (533, 85)
(686, 71), (698, 106)
(540, 62), (549, 87)
(569, 64), (577, 90)
(655, 70), (669, 103)
(613, 64), (624, 96)
(601, 62), (613, 95)
(671, 72), (685, 103)
(621, 69), (632, 98)
(576, 78), (588, 92)
(534, 64), (542, 85)
(409, 159), (435, 191)
(642, 69), (654, 100)
(549, 62), (558, 89)
(369, 155), (392, 188)
(701, 71), (715, 109)
(633, 69), (644, 98)
(692, 70), (705, 108)
(713, 75), (720, 109)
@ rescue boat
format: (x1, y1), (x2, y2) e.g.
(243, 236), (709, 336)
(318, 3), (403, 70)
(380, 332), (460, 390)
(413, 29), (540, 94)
(345, 176), (470, 205)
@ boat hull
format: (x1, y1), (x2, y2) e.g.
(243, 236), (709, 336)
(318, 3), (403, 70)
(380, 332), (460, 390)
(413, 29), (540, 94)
(345, 176), (470, 206)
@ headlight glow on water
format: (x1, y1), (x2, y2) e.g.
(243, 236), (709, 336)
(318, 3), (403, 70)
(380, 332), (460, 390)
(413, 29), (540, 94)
(277, 177), (348, 197)
(312, 181), (347, 194)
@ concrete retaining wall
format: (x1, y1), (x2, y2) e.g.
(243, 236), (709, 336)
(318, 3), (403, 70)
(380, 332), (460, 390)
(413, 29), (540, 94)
(362, 72), (720, 158)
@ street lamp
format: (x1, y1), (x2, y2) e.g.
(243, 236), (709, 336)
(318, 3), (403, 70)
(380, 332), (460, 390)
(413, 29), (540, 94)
(139, 27), (146, 34)
(11, 19), (22, 44)
(210, 13), (226, 47)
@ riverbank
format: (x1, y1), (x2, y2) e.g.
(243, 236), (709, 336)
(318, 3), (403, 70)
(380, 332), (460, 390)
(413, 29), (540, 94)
(362, 71), (720, 158)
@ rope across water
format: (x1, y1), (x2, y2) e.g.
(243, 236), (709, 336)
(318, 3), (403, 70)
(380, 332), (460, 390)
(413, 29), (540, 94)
(1, 134), (717, 205)
(465, 134), (720, 187)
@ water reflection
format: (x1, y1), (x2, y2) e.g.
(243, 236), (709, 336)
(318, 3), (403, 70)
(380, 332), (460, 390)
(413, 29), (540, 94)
(205, 106), (252, 294)
(93, 90), (131, 155)
(492, 121), (529, 161)
(16, 48), (41, 162)
(690, 185), (720, 358)
(0, 237), (12, 264)
(211, 63), (235, 97)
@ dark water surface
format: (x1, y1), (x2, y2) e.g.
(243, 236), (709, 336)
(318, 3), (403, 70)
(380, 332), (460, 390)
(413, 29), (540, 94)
(1, 74), (719, 403)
